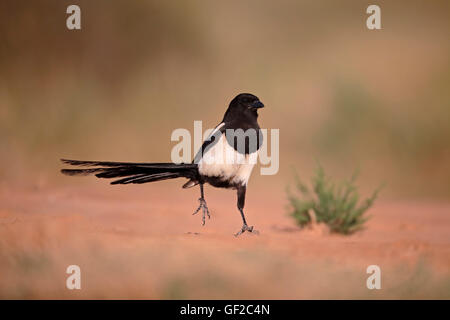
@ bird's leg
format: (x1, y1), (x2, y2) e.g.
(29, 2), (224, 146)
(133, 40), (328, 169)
(193, 183), (210, 225)
(234, 186), (258, 237)
(234, 208), (259, 236)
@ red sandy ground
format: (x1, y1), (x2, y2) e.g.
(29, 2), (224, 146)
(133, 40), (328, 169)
(0, 182), (449, 299)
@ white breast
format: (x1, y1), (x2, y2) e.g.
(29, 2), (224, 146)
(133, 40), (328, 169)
(198, 134), (257, 186)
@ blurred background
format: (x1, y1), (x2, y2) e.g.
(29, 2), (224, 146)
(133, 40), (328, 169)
(1, 0), (449, 199)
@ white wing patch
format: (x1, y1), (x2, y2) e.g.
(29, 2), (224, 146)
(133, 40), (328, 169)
(210, 122), (225, 136)
(198, 134), (257, 186)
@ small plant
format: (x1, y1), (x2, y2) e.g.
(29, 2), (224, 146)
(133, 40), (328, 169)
(288, 164), (381, 234)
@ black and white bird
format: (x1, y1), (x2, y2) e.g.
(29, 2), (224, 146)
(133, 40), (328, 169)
(61, 93), (265, 236)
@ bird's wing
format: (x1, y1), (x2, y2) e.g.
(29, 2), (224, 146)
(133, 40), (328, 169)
(182, 122), (226, 188)
(192, 120), (264, 164)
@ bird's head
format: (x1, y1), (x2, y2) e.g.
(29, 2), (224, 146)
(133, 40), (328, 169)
(224, 93), (264, 122)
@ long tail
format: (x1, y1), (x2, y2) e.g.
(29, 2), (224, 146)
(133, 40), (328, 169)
(60, 159), (198, 185)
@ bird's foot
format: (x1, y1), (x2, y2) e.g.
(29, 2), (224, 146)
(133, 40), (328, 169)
(193, 198), (210, 225)
(234, 224), (259, 237)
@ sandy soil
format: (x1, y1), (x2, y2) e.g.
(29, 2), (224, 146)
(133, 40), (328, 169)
(0, 182), (449, 299)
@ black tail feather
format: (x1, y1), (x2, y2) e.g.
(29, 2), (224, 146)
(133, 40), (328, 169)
(60, 159), (198, 185)
(61, 168), (105, 176)
(61, 159), (196, 169)
(110, 172), (182, 185)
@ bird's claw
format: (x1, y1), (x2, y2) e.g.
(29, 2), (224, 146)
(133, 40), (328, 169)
(234, 224), (259, 237)
(193, 198), (210, 225)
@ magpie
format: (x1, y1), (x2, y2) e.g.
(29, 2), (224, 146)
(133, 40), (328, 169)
(61, 93), (265, 236)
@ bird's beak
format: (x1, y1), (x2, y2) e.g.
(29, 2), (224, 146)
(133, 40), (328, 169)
(251, 100), (264, 109)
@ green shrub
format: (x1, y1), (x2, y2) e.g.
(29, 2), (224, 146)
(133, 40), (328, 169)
(288, 164), (381, 234)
